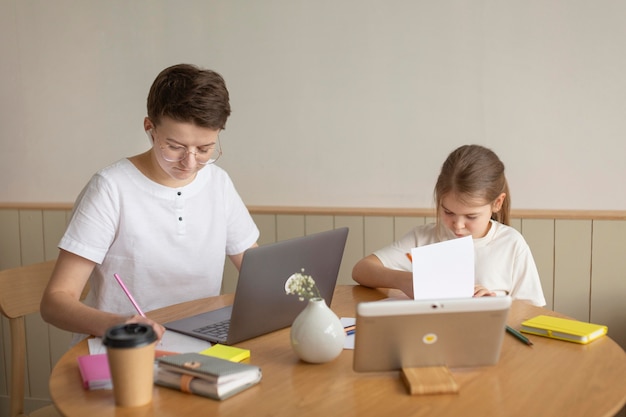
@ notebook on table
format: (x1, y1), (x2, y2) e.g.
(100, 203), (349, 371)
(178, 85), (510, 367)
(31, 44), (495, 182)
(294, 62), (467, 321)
(353, 296), (511, 372)
(165, 227), (349, 345)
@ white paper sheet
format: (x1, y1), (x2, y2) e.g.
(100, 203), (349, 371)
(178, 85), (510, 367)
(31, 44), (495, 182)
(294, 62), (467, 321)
(340, 317), (356, 350)
(411, 235), (474, 300)
(88, 330), (212, 355)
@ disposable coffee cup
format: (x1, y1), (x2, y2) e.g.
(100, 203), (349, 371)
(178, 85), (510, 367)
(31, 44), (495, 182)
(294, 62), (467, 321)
(103, 323), (157, 407)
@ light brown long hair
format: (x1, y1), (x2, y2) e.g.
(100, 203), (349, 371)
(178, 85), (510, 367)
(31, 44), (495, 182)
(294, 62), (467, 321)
(434, 145), (511, 226)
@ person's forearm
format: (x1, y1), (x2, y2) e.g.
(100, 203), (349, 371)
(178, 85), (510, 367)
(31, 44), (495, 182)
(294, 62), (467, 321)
(352, 256), (413, 297)
(41, 291), (128, 337)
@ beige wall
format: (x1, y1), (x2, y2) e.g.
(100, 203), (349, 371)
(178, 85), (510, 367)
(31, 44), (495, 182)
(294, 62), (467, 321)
(2, 1), (626, 211)
(1, 206), (625, 414)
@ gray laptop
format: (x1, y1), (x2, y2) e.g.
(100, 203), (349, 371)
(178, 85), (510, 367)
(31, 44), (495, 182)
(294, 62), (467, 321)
(353, 296), (511, 372)
(165, 227), (349, 345)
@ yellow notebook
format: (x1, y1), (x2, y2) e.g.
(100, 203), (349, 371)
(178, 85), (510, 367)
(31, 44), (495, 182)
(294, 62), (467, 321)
(520, 315), (607, 344)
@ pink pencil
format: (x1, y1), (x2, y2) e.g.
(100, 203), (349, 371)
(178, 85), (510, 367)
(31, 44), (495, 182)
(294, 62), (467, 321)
(113, 273), (146, 317)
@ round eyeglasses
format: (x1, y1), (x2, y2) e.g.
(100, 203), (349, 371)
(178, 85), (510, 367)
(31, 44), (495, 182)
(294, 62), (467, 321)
(158, 136), (222, 165)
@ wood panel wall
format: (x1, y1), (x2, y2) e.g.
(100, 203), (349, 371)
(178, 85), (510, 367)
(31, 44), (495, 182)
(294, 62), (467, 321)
(1, 205), (625, 415)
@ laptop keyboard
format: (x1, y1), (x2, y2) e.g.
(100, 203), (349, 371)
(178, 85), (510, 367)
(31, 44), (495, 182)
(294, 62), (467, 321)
(193, 319), (230, 341)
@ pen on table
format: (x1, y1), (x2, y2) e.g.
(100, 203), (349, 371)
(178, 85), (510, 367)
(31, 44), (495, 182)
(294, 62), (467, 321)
(405, 253), (412, 263)
(113, 273), (146, 318)
(344, 324), (356, 336)
(506, 325), (533, 346)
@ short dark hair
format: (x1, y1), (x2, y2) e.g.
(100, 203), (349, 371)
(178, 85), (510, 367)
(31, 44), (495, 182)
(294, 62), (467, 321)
(147, 64), (231, 130)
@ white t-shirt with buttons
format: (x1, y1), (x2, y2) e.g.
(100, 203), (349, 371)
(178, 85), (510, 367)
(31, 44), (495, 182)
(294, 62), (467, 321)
(60, 158), (259, 330)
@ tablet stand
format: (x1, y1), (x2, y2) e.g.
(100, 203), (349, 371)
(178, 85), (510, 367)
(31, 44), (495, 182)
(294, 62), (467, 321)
(401, 366), (459, 395)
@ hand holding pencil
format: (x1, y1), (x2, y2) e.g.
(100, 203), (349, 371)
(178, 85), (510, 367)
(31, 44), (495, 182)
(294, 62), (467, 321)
(114, 273), (166, 340)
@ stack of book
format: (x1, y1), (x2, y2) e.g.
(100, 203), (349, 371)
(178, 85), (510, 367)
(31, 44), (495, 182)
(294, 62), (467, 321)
(77, 343), (257, 397)
(155, 352), (262, 400)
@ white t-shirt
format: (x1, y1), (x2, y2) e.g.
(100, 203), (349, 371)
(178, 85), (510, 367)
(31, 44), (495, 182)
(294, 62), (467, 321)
(60, 159), (259, 320)
(373, 221), (546, 306)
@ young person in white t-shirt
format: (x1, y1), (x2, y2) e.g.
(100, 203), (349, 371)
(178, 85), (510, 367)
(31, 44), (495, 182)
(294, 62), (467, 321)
(352, 144), (546, 306)
(41, 64), (260, 343)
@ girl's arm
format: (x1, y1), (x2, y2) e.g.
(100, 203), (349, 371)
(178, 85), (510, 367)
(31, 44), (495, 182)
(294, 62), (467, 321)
(352, 254), (414, 298)
(40, 249), (165, 339)
(354, 254), (496, 299)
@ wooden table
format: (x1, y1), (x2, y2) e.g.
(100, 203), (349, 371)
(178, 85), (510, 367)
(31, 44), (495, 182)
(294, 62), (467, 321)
(49, 285), (626, 417)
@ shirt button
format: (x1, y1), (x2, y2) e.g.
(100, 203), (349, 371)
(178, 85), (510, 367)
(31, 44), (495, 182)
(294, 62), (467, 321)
(177, 191), (182, 196)
(178, 217), (183, 221)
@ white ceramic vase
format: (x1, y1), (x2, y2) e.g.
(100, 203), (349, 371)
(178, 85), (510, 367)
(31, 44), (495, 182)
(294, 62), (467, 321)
(290, 297), (346, 363)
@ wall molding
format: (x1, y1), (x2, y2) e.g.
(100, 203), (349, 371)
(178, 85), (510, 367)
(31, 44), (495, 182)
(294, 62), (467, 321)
(2, 203), (625, 220)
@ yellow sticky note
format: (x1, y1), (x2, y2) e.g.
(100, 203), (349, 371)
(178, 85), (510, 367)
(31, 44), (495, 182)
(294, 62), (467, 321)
(200, 344), (250, 362)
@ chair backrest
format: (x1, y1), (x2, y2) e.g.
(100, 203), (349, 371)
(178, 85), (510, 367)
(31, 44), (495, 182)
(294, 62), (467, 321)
(0, 260), (57, 417)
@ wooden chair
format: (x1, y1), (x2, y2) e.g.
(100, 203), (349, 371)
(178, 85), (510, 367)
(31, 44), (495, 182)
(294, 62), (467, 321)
(0, 260), (62, 417)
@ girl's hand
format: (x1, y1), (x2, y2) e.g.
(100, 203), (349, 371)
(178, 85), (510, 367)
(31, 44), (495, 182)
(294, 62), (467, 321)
(398, 274), (415, 299)
(124, 314), (166, 341)
(473, 285), (496, 298)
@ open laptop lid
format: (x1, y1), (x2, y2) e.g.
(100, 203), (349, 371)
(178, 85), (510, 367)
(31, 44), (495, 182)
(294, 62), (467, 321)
(224, 227), (348, 344)
(353, 296), (511, 372)
(164, 227), (349, 345)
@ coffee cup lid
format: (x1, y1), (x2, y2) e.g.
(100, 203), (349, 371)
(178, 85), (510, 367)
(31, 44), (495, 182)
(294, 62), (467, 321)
(103, 323), (157, 348)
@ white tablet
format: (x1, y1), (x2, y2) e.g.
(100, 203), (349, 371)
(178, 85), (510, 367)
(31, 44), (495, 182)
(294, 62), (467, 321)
(353, 296), (511, 372)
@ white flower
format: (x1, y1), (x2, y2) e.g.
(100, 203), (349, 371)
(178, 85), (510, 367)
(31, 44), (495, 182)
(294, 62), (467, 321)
(284, 269), (322, 302)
